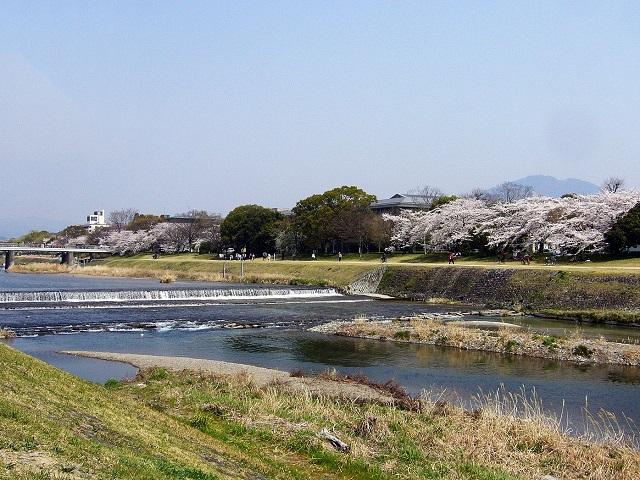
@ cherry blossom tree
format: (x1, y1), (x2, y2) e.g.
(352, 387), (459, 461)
(384, 198), (495, 251)
(385, 190), (640, 254)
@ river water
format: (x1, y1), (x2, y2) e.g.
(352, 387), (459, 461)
(2, 271), (640, 433)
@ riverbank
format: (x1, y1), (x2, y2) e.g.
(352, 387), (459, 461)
(311, 317), (640, 366)
(378, 266), (640, 323)
(9, 255), (640, 325)
(8, 256), (372, 287)
(62, 351), (397, 405)
(2, 344), (637, 479)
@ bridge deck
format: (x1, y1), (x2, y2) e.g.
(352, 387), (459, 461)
(0, 246), (112, 254)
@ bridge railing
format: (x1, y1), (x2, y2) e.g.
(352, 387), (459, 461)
(0, 241), (112, 251)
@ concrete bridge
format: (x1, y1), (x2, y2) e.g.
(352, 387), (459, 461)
(0, 243), (113, 270)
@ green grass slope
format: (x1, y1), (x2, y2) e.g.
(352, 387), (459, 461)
(0, 344), (348, 479)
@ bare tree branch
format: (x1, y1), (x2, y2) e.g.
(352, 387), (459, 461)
(108, 209), (138, 232)
(602, 177), (625, 193)
(494, 182), (533, 203)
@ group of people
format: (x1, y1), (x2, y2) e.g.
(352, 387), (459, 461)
(216, 252), (279, 261)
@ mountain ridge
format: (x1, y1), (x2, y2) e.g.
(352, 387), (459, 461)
(494, 175), (600, 197)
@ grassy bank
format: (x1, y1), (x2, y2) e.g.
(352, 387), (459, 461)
(2, 344), (638, 479)
(378, 266), (640, 319)
(78, 254), (373, 287)
(0, 343), (284, 479)
(312, 317), (640, 366)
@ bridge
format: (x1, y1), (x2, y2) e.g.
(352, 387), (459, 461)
(0, 243), (113, 270)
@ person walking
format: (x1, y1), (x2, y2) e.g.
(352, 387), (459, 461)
(338, 252), (342, 262)
(448, 251), (456, 265)
(311, 252), (316, 260)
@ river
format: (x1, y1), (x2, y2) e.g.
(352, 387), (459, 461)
(2, 271), (640, 434)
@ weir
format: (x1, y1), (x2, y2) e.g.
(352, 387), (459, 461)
(0, 287), (341, 304)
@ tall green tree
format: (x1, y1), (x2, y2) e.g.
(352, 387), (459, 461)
(220, 205), (282, 254)
(605, 202), (640, 252)
(292, 186), (376, 253)
(57, 225), (88, 240)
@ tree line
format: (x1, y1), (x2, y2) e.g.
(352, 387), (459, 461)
(387, 178), (640, 255)
(13, 176), (640, 257)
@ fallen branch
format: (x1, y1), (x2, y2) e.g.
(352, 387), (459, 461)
(318, 428), (350, 452)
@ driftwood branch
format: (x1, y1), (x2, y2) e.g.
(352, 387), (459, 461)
(318, 428), (350, 452)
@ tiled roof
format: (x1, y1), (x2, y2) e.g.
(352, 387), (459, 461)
(371, 193), (433, 210)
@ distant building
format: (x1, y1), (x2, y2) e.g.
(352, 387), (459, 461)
(166, 216), (199, 224)
(370, 193), (434, 215)
(85, 210), (109, 232)
(166, 214), (221, 225)
(270, 208), (293, 216)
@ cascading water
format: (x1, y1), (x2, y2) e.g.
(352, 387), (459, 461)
(0, 287), (340, 304)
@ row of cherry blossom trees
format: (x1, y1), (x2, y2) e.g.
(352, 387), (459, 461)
(101, 220), (221, 255)
(384, 190), (640, 254)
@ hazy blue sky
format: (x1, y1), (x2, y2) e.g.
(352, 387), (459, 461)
(1, 1), (639, 235)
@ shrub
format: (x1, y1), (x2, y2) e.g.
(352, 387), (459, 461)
(572, 344), (594, 358)
(393, 330), (411, 340)
(503, 339), (520, 353)
(542, 336), (559, 350)
(104, 378), (121, 389)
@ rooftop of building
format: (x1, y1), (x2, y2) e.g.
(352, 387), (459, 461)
(370, 193), (434, 210)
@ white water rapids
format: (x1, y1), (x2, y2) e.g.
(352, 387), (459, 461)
(0, 287), (341, 304)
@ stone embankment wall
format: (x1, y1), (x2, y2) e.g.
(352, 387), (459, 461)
(377, 266), (640, 311)
(345, 266), (387, 294)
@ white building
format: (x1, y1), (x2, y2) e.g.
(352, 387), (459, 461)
(85, 210), (109, 232)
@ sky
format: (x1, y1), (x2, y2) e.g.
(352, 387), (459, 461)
(1, 1), (639, 236)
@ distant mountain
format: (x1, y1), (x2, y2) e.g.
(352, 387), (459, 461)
(496, 175), (600, 197)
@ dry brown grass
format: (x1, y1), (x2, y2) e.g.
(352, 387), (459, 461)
(78, 264), (312, 286)
(81, 264), (226, 282)
(8, 263), (71, 274)
(0, 327), (16, 339)
(158, 271), (177, 283)
(129, 367), (640, 479)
